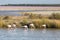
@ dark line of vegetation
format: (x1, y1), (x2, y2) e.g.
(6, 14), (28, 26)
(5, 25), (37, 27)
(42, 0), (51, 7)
(1, 4), (60, 6)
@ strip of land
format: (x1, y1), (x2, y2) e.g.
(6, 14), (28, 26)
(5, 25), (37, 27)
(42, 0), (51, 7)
(0, 6), (60, 10)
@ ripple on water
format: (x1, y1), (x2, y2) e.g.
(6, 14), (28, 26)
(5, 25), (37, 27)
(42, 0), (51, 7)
(0, 29), (59, 40)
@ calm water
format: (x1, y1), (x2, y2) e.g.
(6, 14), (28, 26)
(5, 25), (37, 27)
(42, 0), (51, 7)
(0, 28), (60, 40)
(0, 10), (60, 16)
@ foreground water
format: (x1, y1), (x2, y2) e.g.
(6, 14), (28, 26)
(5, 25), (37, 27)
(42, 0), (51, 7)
(0, 28), (60, 40)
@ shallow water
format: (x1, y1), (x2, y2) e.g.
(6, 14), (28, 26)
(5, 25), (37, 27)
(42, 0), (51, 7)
(0, 28), (60, 40)
(0, 10), (60, 16)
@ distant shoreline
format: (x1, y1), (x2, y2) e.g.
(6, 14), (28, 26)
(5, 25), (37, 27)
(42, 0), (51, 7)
(1, 4), (60, 6)
(0, 6), (60, 10)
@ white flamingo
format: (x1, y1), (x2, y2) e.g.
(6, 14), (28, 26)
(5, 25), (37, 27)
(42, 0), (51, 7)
(42, 24), (46, 28)
(7, 24), (12, 28)
(23, 25), (28, 29)
(12, 24), (16, 28)
(29, 23), (35, 28)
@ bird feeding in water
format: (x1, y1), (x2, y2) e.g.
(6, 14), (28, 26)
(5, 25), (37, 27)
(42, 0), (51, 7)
(12, 23), (16, 28)
(42, 24), (46, 28)
(29, 23), (35, 28)
(23, 25), (28, 29)
(7, 24), (12, 29)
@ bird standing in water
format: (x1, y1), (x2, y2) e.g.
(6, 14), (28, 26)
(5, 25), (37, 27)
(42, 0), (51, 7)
(42, 24), (46, 28)
(7, 24), (12, 29)
(12, 23), (16, 28)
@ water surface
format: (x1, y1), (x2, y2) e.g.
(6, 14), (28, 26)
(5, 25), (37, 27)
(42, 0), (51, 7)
(0, 28), (60, 40)
(0, 10), (60, 16)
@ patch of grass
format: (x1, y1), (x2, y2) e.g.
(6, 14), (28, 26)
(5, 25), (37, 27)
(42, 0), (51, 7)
(0, 16), (60, 29)
(32, 19), (60, 28)
(49, 13), (60, 19)
(0, 20), (7, 28)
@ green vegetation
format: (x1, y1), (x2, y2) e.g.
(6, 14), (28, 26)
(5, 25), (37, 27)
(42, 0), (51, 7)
(0, 20), (7, 28)
(29, 13), (42, 19)
(32, 19), (56, 28)
(24, 13), (42, 19)
(49, 13), (60, 19)
(0, 12), (60, 29)
(1, 4), (60, 6)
